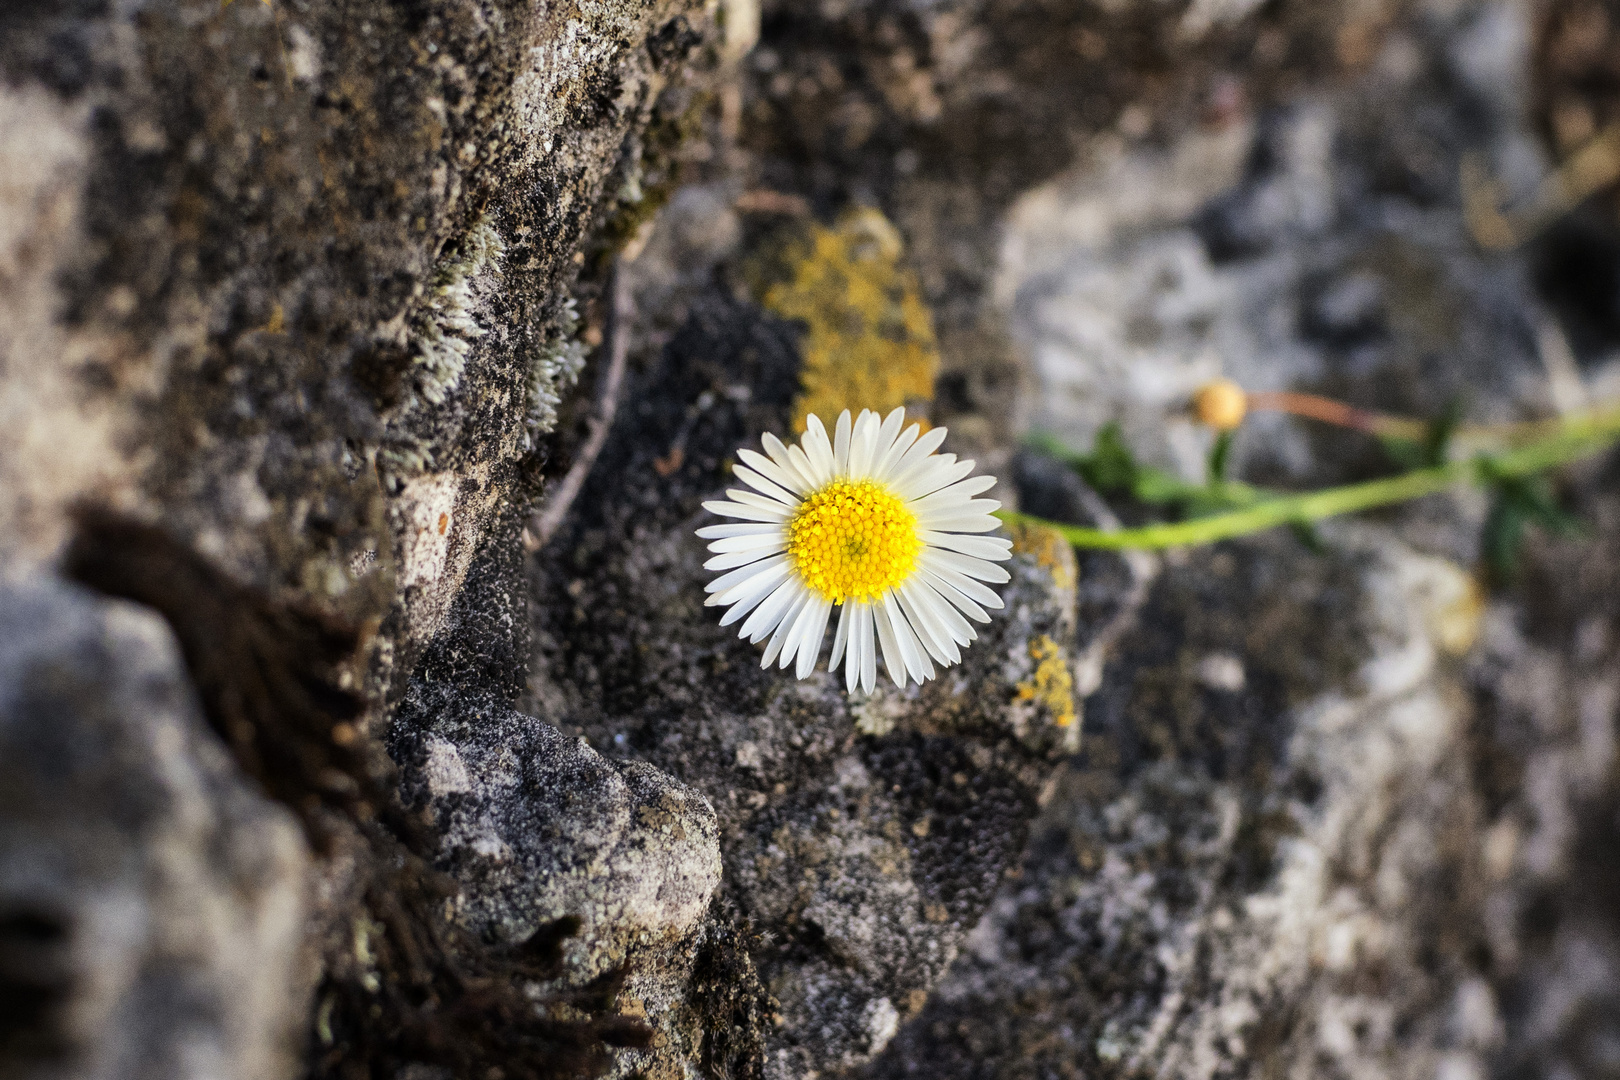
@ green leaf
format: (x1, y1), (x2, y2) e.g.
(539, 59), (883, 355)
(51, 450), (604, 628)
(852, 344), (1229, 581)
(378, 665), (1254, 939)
(1133, 467), (1194, 506)
(1081, 422), (1139, 496)
(1289, 520), (1327, 553)
(1482, 490), (1529, 582)
(1208, 430), (1235, 483)
(1380, 436), (1426, 469)
(1478, 465), (1585, 580)
(1423, 398), (1463, 468)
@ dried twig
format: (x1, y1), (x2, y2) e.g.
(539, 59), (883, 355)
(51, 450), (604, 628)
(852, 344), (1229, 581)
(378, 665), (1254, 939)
(1463, 125), (1620, 251)
(526, 263), (634, 550)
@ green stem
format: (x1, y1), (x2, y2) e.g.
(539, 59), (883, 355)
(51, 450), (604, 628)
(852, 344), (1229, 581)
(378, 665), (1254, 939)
(1002, 409), (1620, 551)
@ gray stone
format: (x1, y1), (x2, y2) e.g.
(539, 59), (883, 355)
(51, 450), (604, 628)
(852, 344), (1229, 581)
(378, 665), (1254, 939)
(0, 577), (309, 1080)
(393, 693), (724, 1069)
(525, 291), (1081, 1078)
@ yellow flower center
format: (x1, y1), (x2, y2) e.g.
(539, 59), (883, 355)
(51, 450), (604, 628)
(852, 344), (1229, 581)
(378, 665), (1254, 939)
(786, 479), (922, 604)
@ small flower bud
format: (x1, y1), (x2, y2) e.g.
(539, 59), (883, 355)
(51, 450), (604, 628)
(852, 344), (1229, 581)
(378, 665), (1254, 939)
(1193, 379), (1247, 432)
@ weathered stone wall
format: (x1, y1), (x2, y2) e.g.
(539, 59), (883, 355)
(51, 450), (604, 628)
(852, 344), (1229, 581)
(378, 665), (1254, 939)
(0, 0), (729, 1075)
(7, 0), (1620, 1079)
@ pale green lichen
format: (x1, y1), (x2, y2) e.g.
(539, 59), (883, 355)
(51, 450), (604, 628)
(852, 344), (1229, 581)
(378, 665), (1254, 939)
(412, 216), (504, 407)
(524, 296), (588, 448)
(377, 213), (588, 475)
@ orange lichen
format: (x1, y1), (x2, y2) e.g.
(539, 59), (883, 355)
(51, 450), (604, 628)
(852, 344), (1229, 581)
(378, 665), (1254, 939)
(1008, 521), (1076, 596)
(1015, 634), (1077, 728)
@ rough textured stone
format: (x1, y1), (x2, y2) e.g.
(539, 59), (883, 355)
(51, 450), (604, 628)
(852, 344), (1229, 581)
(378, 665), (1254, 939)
(0, 0), (721, 696)
(391, 686), (726, 1078)
(858, 3), (1620, 1078)
(8, 0), (1620, 1077)
(531, 289), (1082, 1080)
(0, 0), (730, 1075)
(0, 578), (309, 1080)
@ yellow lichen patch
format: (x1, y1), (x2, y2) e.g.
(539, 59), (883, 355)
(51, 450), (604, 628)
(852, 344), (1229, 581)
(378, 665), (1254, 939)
(1008, 521), (1077, 596)
(759, 208), (939, 431)
(788, 479), (922, 603)
(1016, 634), (1077, 728)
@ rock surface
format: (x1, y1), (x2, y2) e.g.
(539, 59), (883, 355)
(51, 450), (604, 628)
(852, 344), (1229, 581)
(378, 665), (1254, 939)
(859, 2), (1620, 1078)
(526, 294), (1081, 1076)
(0, 578), (309, 1080)
(5, 0), (1620, 1078)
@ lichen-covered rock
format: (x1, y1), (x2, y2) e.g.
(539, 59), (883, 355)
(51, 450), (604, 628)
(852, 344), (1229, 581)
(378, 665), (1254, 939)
(0, 0), (720, 698)
(862, 526), (1500, 1079)
(12, 0), (1620, 1078)
(527, 288), (1081, 1078)
(0, 0), (727, 1075)
(392, 689), (725, 1071)
(859, 2), (1620, 1076)
(397, 701), (721, 953)
(0, 578), (309, 1080)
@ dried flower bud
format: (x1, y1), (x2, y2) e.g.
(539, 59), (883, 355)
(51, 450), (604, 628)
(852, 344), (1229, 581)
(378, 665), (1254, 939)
(1193, 379), (1247, 431)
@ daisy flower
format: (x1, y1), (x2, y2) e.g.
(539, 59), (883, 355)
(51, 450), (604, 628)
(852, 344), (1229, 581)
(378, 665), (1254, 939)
(698, 407), (1013, 694)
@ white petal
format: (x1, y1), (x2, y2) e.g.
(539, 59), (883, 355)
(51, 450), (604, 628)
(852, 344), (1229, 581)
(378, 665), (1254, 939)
(716, 567), (792, 625)
(705, 549), (771, 572)
(796, 598), (834, 679)
(706, 531), (787, 554)
(848, 409), (881, 477)
(923, 546), (1012, 583)
(861, 604), (879, 694)
(733, 465), (797, 506)
(842, 604), (862, 693)
(909, 580), (973, 654)
(762, 588), (812, 667)
(906, 474), (997, 508)
(873, 421), (921, 478)
(726, 488), (797, 514)
(895, 456), (977, 500)
(920, 531), (1014, 562)
(887, 425), (948, 481)
(804, 415), (836, 479)
(896, 582), (957, 665)
(763, 433), (818, 491)
(703, 500), (789, 524)
(855, 602), (878, 694)
(872, 407), (907, 470)
(830, 600), (853, 672)
(742, 577), (806, 642)
(917, 580), (977, 642)
(918, 558), (1006, 610)
(912, 510), (1004, 533)
(890, 452), (955, 499)
(834, 410), (853, 474)
(916, 565), (992, 623)
(913, 495), (1000, 518)
(884, 593), (934, 684)
(788, 442), (828, 488)
(706, 552), (789, 595)
(779, 592), (823, 671)
(697, 522), (783, 539)
(738, 448), (807, 496)
(872, 596), (908, 689)
(715, 563), (793, 622)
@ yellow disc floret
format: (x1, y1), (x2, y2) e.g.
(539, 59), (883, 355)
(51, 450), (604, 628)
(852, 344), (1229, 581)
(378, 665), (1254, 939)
(787, 479), (922, 604)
